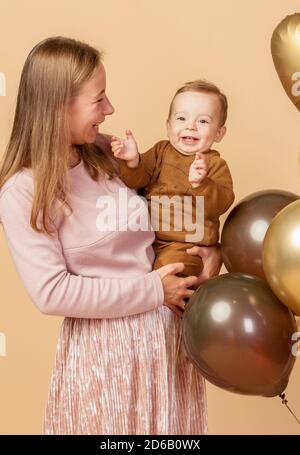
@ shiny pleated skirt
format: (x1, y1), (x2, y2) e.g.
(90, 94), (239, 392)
(42, 306), (207, 435)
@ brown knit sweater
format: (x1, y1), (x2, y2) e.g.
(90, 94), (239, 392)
(118, 140), (234, 245)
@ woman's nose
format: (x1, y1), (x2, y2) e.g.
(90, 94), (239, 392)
(104, 98), (115, 116)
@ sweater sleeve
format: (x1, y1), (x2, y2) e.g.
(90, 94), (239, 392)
(118, 143), (160, 188)
(190, 155), (235, 217)
(0, 183), (164, 319)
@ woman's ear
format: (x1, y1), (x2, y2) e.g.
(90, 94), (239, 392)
(214, 125), (227, 143)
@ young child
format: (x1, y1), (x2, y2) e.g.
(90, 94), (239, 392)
(112, 80), (234, 279)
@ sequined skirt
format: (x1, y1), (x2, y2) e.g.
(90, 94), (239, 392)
(42, 306), (207, 435)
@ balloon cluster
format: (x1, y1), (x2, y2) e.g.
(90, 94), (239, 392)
(182, 13), (300, 397)
(183, 190), (299, 396)
(222, 190), (300, 315)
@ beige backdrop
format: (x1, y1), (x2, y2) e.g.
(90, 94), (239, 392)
(0, 0), (300, 435)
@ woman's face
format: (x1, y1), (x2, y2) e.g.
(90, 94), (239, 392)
(68, 63), (114, 144)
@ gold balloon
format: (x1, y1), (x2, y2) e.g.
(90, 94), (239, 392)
(263, 200), (300, 315)
(271, 13), (300, 111)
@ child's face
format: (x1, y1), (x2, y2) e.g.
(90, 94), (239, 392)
(166, 91), (226, 155)
(69, 63), (114, 145)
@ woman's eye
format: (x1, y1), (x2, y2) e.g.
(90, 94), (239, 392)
(96, 98), (104, 103)
(177, 117), (185, 121)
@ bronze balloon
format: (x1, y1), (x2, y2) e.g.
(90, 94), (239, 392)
(263, 199), (300, 316)
(271, 13), (300, 111)
(182, 273), (297, 397)
(221, 190), (299, 280)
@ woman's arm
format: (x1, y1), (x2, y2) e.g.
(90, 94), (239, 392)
(0, 182), (164, 319)
(0, 180), (197, 319)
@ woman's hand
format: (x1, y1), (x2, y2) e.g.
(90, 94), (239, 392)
(186, 243), (222, 286)
(157, 263), (198, 317)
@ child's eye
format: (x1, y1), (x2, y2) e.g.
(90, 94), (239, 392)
(198, 119), (208, 124)
(177, 116), (185, 121)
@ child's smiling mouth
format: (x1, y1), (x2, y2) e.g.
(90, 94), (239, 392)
(180, 136), (199, 144)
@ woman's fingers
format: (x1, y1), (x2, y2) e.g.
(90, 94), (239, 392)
(184, 275), (198, 288)
(156, 262), (184, 279)
(160, 266), (198, 317)
(186, 246), (197, 255)
(185, 289), (194, 298)
(170, 304), (184, 318)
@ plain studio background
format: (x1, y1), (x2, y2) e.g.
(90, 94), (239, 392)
(0, 0), (300, 435)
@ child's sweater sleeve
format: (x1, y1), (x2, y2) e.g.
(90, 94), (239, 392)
(0, 183), (164, 319)
(190, 154), (235, 217)
(118, 141), (165, 188)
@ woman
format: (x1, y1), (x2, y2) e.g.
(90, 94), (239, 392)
(0, 37), (222, 434)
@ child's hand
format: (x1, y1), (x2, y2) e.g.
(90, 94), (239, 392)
(188, 152), (208, 188)
(111, 130), (139, 168)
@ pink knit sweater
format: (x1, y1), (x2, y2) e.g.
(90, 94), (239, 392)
(0, 160), (164, 318)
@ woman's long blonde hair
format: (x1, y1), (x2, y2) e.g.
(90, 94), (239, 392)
(0, 36), (117, 235)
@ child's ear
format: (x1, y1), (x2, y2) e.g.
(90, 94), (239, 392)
(166, 119), (171, 136)
(214, 125), (227, 143)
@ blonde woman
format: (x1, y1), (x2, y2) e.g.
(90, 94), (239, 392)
(0, 37), (221, 435)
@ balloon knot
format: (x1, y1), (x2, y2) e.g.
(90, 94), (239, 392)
(279, 393), (288, 405)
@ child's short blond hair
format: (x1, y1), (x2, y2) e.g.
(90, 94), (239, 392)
(168, 80), (228, 126)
